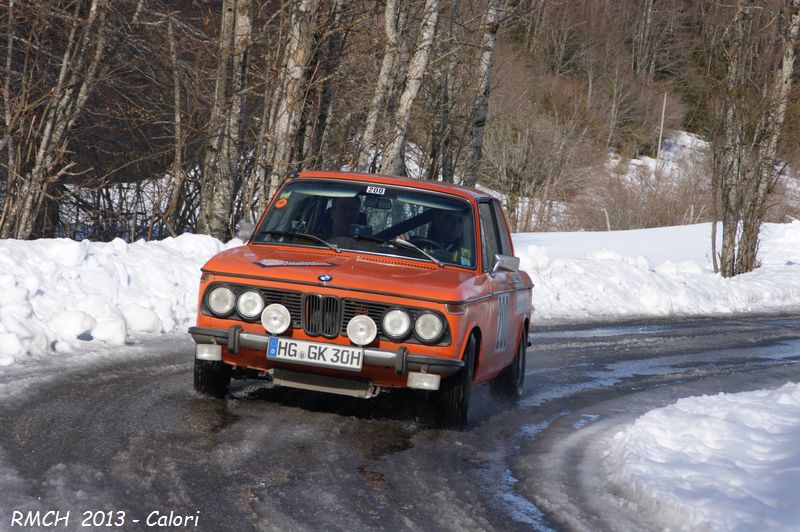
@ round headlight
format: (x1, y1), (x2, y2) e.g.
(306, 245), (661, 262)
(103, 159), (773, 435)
(347, 315), (377, 346)
(414, 312), (444, 343)
(382, 309), (411, 339)
(237, 290), (264, 319)
(207, 285), (235, 315)
(261, 303), (291, 334)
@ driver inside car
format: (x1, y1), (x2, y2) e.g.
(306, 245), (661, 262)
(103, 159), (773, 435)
(321, 196), (361, 239)
(426, 209), (468, 264)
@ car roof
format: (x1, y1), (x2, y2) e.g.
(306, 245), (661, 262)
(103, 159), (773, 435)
(295, 170), (493, 202)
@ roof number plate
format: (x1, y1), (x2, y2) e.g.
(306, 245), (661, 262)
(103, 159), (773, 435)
(366, 186), (385, 195)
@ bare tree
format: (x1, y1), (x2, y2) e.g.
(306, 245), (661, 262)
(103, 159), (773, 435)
(265, 0), (319, 204)
(424, 0), (461, 183)
(734, 0), (799, 273)
(356, 0), (402, 172)
(197, 0), (252, 239)
(713, 0), (799, 277)
(463, 0), (500, 187)
(164, 13), (186, 235)
(0, 0), (113, 239)
(380, 0), (439, 176)
(632, 0), (655, 81)
(305, 0), (347, 169)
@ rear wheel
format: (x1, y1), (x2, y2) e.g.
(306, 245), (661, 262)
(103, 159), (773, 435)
(193, 359), (231, 397)
(490, 329), (526, 402)
(435, 334), (477, 429)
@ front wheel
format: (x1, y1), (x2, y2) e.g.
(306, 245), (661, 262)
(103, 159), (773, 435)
(490, 329), (526, 403)
(435, 334), (477, 429)
(193, 359), (231, 397)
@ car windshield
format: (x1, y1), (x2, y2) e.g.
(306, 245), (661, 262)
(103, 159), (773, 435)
(253, 180), (476, 268)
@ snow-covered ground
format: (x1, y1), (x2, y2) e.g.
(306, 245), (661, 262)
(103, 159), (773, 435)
(517, 221), (800, 324)
(612, 130), (710, 181)
(605, 382), (800, 531)
(0, 221), (798, 530)
(0, 235), (237, 367)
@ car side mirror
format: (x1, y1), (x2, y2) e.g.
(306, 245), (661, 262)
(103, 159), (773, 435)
(491, 254), (520, 276)
(236, 220), (255, 241)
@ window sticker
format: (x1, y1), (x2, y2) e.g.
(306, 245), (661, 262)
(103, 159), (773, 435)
(275, 198), (288, 208)
(366, 186), (385, 195)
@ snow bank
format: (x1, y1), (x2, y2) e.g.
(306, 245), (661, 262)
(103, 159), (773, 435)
(514, 221), (800, 323)
(604, 382), (800, 531)
(618, 130), (710, 180)
(1, 219), (799, 366)
(0, 235), (235, 366)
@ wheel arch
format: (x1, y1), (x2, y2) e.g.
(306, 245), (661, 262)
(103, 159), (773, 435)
(465, 326), (482, 376)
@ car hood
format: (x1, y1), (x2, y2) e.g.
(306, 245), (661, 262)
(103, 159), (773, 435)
(203, 244), (487, 303)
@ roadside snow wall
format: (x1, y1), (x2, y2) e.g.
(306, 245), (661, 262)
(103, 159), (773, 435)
(1, 220), (800, 366)
(0, 235), (233, 366)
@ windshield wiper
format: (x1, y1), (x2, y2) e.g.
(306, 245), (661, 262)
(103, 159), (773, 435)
(260, 230), (340, 252)
(354, 235), (443, 267)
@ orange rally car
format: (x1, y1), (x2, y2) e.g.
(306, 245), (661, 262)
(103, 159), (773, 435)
(189, 171), (533, 428)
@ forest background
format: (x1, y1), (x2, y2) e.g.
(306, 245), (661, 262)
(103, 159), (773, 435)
(1, 0), (799, 276)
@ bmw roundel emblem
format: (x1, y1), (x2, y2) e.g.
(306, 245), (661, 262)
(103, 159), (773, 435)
(319, 274), (332, 282)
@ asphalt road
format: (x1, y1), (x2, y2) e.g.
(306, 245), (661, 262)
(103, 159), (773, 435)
(1, 315), (799, 531)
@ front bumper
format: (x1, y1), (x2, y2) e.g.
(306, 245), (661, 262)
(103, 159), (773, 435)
(188, 326), (465, 377)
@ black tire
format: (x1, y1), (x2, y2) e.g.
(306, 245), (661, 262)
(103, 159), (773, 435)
(193, 359), (231, 397)
(435, 334), (477, 429)
(490, 329), (526, 403)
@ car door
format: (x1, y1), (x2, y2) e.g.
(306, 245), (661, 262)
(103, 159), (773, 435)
(490, 199), (527, 354)
(477, 200), (515, 377)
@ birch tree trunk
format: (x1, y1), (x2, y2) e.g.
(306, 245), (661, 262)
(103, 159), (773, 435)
(265, 0), (319, 203)
(734, 0), (799, 273)
(426, 0), (460, 183)
(380, 0), (439, 177)
(716, 1), (749, 278)
(462, 0), (499, 188)
(307, 0), (345, 168)
(356, 0), (401, 172)
(632, 0), (655, 82)
(714, 0), (798, 277)
(0, 0), (16, 232)
(197, 0), (251, 239)
(165, 13), (185, 235)
(247, 17), (288, 221)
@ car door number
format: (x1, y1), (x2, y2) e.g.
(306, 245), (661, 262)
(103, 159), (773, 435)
(495, 293), (510, 353)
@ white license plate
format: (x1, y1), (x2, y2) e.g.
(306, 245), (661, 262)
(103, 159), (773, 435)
(266, 337), (363, 372)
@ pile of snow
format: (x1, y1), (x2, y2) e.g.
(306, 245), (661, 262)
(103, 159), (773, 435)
(0, 235), (235, 366)
(615, 130), (710, 179)
(604, 382), (800, 530)
(514, 221), (800, 323)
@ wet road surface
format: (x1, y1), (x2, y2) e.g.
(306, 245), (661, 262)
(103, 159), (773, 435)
(0, 315), (799, 531)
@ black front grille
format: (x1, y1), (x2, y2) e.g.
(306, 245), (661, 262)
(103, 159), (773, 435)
(342, 299), (391, 336)
(302, 294), (341, 338)
(260, 288), (302, 328)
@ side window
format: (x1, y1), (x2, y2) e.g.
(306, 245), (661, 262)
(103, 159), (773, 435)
(491, 201), (513, 256)
(479, 202), (501, 272)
